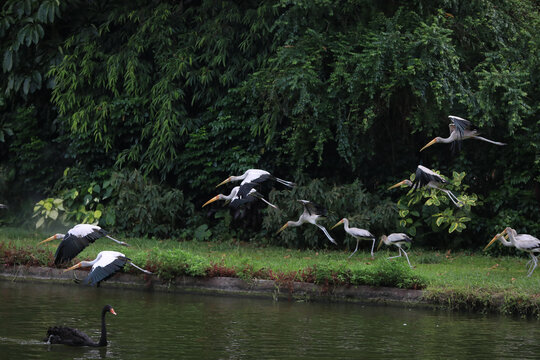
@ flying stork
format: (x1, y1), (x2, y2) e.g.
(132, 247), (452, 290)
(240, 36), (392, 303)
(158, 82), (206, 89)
(203, 182), (278, 209)
(420, 115), (506, 152)
(484, 227), (540, 277)
(39, 224), (130, 265)
(388, 165), (463, 207)
(63, 250), (152, 286)
(331, 218), (376, 258)
(216, 169), (295, 188)
(377, 233), (414, 268)
(276, 200), (336, 245)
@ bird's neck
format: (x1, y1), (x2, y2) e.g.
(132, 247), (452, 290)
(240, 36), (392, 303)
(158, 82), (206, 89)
(98, 309), (108, 347)
(342, 219), (350, 231)
(289, 218), (304, 228)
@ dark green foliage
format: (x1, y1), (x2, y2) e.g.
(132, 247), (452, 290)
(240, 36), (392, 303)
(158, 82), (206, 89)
(0, 0), (538, 247)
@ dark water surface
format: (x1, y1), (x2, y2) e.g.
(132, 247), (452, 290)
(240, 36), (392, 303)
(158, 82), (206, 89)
(1, 280), (539, 359)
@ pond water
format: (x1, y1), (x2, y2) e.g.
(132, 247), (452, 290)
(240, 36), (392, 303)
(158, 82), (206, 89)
(0, 280), (539, 359)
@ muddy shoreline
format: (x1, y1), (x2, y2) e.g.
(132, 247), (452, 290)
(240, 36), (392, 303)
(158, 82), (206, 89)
(0, 265), (426, 307)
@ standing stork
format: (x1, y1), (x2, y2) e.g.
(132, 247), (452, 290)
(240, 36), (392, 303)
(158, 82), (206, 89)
(484, 227), (540, 277)
(216, 169), (295, 188)
(388, 165), (463, 207)
(420, 115), (506, 152)
(39, 224), (130, 265)
(203, 182), (278, 209)
(377, 233), (413, 268)
(276, 200), (336, 245)
(331, 218), (376, 258)
(63, 251), (152, 286)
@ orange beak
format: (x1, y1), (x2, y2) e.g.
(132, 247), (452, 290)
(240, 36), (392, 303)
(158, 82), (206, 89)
(388, 180), (408, 190)
(63, 262), (82, 272)
(110, 308), (117, 315)
(38, 235), (57, 245)
(420, 138), (438, 152)
(330, 219), (344, 230)
(276, 223), (288, 234)
(202, 195), (221, 208)
(216, 177), (232, 188)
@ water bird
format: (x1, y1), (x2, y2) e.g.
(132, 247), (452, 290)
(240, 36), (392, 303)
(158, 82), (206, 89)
(63, 250), (152, 286)
(203, 182), (278, 209)
(44, 304), (116, 347)
(0, 204), (7, 209)
(484, 227), (540, 277)
(276, 200), (336, 245)
(216, 168), (295, 188)
(377, 233), (413, 268)
(38, 224), (130, 265)
(331, 218), (375, 258)
(420, 115), (506, 152)
(388, 165), (463, 207)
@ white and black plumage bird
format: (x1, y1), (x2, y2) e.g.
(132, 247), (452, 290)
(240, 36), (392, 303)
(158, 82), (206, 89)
(276, 200), (336, 245)
(420, 115), (506, 152)
(63, 251), (152, 286)
(216, 169), (295, 188)
(388, 165), (463, 207)
(39, 224), (130, 265)
(331, 218), (376, 258)
(485, 227), (540, 277)
(44, 304), (116, 347)
(202, 182), (278, 209)
(0, 204), (7, 209)
(377, 233), (413, 268)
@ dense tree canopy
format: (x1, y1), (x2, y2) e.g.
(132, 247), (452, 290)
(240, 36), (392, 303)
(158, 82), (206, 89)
(1, 0), (538, 249)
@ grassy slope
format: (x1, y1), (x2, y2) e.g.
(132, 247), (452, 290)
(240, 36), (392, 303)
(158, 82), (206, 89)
(1, 227), (539, 316)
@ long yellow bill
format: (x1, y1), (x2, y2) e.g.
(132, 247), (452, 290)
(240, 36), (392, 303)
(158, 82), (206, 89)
(202, 195), (220, 208)
(216, 177), (232, 188)
(484, 234), (500, 251)
(420, 138), (437, 152)
(276, 223), (288, 234)
(63, 262), (82, 273)
(330, 220), (344, 230)
(388, 180), (407, 190)
(38, 235), (57, 245)
(377, 238), (384, 250)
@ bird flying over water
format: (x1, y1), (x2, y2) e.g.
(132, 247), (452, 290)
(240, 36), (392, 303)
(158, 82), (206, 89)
(276, 200), (336, 245)
(216, 169), (295, 188)
(420, 115), (506, 152)
(63, 250), (152, 286)
(331, 218), (375, 258)
(39, 224), (130, 265)
(44, 304), (116, 347)
(388, 165), (463, 207)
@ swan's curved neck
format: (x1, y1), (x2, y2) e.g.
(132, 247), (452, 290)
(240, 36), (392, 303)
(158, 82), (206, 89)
(98, 308), (108, 347)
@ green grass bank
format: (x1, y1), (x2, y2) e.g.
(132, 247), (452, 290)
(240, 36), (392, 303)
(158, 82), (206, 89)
(1, 227), (539, 317)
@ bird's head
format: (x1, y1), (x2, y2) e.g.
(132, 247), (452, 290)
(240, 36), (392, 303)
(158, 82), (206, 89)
(377, 235), (387, 250)
(202, 195), (222, 208)
(330, 218), (345, 230)
(484, 233), (501, 251)
(388, 180), (412, 190)
(103, 305), (117, 316)
(38, 234), (64, 245)
(216, 177), (232, 188)
(420, 137), (441, 152)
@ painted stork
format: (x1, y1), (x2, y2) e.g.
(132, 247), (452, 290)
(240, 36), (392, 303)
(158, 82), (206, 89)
(216, 169), (295, 188)
(276, 200), (336, 245)
(388, 165), (463, 207)
(63, 251), (152, 286)
(377, 233), (413, 268)
(0, 204), (7, 209)
(484, 227), (540, 277)
(331, 218), (376, 258)
(203, 182), (278, 209)
(420, 115), (506, 152)
(39, 224), (130, 265)
(44, 305), (116, 347)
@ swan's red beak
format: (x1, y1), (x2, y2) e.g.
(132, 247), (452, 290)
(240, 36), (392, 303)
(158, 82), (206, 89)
(110, 308), (117, 315)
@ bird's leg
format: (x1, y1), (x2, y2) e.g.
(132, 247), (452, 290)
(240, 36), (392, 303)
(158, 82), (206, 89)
(370, 239), (376, 259)
(400, 247), (413, 268)
(527, 255), (538, 277)
(106, 235), (130, 247)
(348, 239), (360, 258)
(129, 262), (153, 275)
(441, 189), (463, 208)
(387, 248), (402, 259)
(315, 224), (337, 245)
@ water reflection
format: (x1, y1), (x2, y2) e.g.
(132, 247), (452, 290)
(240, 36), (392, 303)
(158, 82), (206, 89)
(0, 280), (539, 359)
